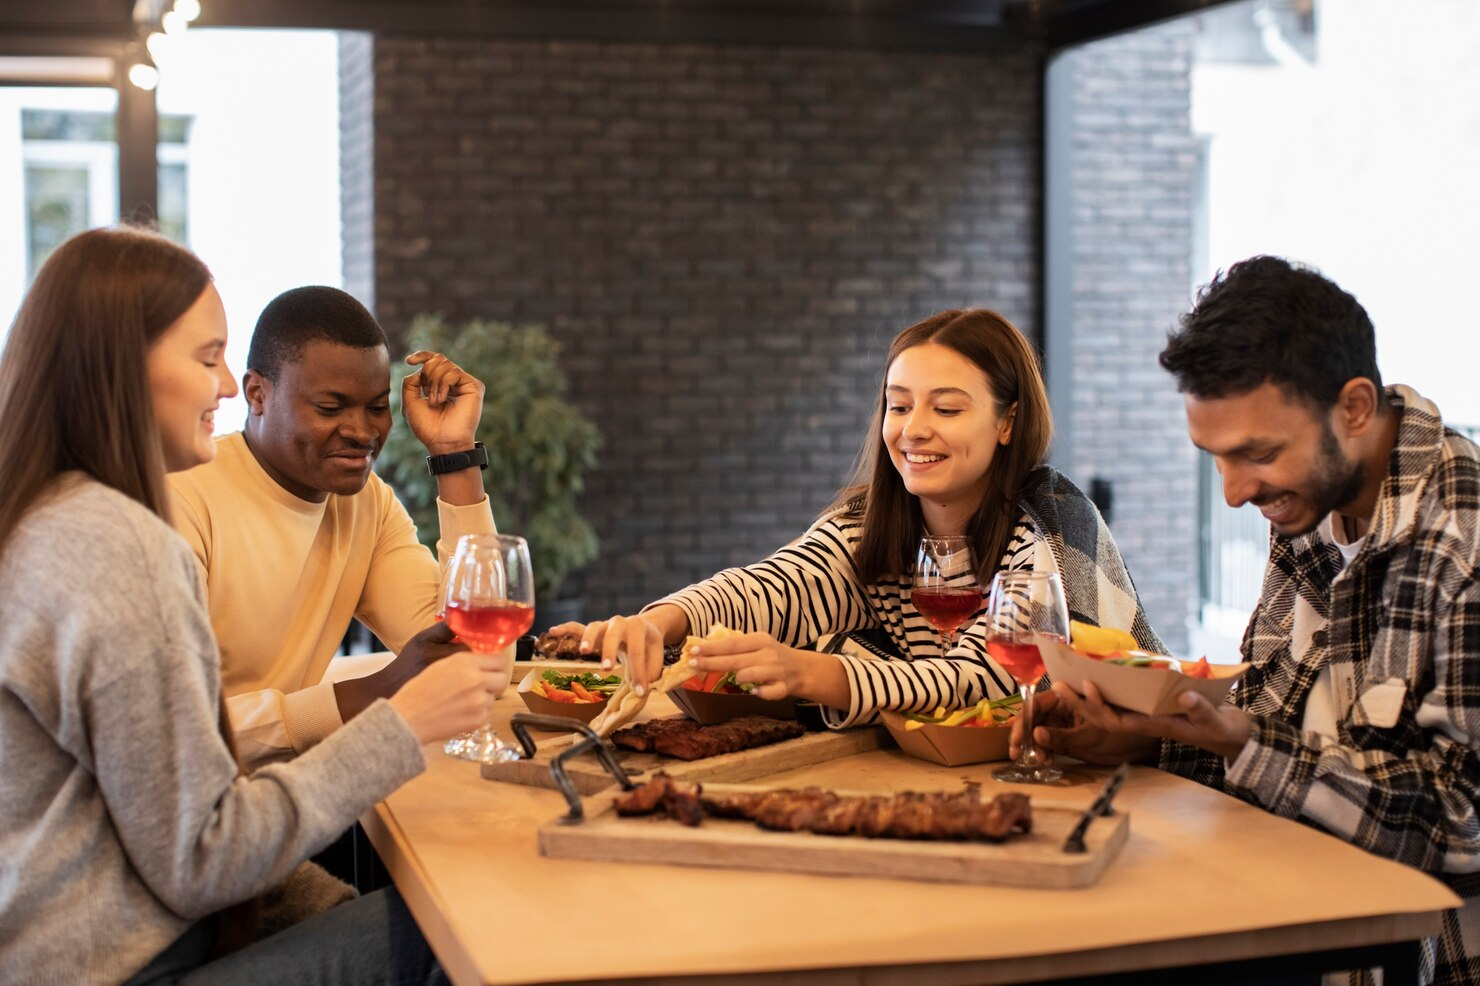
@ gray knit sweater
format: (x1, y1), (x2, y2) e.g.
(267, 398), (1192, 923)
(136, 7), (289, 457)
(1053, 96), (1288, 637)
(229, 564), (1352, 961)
(0, 475), (427, 986)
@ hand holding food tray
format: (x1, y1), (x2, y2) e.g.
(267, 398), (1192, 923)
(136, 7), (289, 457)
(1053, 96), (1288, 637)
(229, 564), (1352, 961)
(1037, 635), (1247, 717)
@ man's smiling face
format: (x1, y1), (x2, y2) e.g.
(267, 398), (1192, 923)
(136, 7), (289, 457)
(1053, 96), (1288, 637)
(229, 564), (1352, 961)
(1186, 381), (1364, 537)
(244, 338), (393, 502)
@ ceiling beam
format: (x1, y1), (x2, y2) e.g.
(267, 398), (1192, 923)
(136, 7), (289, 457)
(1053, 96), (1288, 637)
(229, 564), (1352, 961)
(193, 0), (1037, 52)
(0, 0), (135, 43)
(1026, 0), (1248, 50)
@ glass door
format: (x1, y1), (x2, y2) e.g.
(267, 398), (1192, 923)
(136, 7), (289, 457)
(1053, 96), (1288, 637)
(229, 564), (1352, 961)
(0, 84), (120, 334)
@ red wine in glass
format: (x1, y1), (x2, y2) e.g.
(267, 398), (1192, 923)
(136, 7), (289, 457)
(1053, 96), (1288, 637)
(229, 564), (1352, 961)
(913, 587), (982, 635)
(442, 534), (534, 764)
(985, 633), (1046, 683)
(987, 570), (1070, 785)
(444, 600), (534, 653)
(915, 536), (980, 650)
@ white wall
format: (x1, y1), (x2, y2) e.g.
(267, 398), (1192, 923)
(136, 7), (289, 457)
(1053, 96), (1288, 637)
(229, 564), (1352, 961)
(156, 29), (343, 432)
(1193, 0), (1480, 425)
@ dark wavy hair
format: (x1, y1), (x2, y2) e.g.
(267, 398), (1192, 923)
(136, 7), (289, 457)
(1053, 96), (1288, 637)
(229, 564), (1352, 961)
(840, 309), (1052, 587)
(1160, 255), (1382, 409)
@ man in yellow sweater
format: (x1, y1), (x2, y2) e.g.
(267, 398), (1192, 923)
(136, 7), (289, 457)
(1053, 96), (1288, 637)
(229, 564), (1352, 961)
(169, 286), (500, 767)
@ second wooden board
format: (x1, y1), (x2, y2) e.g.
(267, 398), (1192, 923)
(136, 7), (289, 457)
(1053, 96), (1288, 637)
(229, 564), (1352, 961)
(540, 782), (1129, 889)
(482, 720), (885, 795)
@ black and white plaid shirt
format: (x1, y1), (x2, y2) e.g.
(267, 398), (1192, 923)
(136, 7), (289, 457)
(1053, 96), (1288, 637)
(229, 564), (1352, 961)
(1161, 386), (1480, 986)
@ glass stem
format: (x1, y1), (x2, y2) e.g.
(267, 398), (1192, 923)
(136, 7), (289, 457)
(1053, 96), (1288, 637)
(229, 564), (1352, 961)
(1018, 680), (1038, 766)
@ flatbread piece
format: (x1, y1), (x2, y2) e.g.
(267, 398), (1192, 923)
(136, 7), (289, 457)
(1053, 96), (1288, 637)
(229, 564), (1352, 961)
(588, 625), (742, 737)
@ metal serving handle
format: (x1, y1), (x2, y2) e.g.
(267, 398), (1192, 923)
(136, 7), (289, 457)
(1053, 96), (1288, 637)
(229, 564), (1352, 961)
(507, 712), (636, 825)
(1061, 763), (1130, 853)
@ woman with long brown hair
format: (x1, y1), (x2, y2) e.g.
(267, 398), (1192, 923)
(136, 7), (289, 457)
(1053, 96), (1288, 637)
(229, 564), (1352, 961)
(0, 227), (497, 985)
(562, 309), (1162, 726)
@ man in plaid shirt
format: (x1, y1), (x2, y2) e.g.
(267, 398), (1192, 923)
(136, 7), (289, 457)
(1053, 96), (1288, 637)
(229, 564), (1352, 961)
(1026, 256), (1480, 985)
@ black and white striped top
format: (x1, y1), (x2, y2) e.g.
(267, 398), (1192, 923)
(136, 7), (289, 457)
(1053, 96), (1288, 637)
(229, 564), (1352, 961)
(653, 510), (1056, 727)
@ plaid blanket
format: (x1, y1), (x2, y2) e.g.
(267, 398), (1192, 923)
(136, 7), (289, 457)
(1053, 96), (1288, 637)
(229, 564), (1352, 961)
(1161, 386), (1480, 986)
(1020, 468), (1166, 655)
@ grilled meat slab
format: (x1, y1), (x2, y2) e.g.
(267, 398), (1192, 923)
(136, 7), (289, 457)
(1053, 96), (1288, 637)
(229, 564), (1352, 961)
(616, 777), (1032, 842)
(610, 715), (805, 761)
(613, 772), (705, 826)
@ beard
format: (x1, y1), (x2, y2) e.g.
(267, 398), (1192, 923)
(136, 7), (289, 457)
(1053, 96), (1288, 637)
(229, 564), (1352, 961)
(1259, 422), (1366, 537)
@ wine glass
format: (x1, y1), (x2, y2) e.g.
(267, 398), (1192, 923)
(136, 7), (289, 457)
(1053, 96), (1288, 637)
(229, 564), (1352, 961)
(913, 535), (982, 651)
(986, 570), (1069, 784)
(441, 534), (534, 764)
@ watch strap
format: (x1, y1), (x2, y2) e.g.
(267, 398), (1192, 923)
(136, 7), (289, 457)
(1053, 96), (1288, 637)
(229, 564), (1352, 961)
(426, 442), (488, 476)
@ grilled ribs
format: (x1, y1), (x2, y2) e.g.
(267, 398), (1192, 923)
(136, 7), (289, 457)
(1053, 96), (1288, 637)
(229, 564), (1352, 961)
(610, 715), (805, 761)
(612, 772), (705, 826)
(616, 777), (1032, 842)
(534, 632), (588, 661)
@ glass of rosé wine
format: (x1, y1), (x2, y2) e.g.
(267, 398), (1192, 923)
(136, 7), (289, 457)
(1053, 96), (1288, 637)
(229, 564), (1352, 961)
(986, 570), (1068, 785)
(913, 535), (983, 651)
(441, 534), (534, 764)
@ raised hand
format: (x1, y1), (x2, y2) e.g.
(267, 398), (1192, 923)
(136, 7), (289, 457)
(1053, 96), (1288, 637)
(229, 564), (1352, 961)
(400, 350), (485, 455)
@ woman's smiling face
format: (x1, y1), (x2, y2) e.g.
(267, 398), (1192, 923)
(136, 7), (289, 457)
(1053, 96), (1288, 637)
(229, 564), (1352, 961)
(882, 342), (1014, 518)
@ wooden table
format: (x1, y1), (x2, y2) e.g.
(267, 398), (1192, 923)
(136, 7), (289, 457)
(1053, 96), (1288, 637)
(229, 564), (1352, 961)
(359, 690), (1460, 986)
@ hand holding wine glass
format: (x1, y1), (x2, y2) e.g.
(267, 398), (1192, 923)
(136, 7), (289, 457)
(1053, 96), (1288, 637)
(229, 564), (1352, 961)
(913, 535), (982, 652)
(441, 533), (534, 764)
(986, 570), (1069, 784)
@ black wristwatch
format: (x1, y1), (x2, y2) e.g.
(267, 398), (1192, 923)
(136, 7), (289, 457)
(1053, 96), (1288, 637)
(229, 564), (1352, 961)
(425, 442), (489, 476)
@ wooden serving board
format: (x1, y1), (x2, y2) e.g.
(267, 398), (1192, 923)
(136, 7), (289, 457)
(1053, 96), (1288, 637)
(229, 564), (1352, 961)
(540, 783), (1129, 889)
(481, 721), (885, 795)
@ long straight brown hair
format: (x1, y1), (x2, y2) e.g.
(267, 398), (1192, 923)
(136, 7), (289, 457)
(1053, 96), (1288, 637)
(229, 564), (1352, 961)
(842, 309), (1053, 587)
(0, 227), (260, 951)
(0, 227), (209, 557)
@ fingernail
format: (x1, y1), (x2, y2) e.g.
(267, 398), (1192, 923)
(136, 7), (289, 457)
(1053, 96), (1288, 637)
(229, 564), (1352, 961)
(688, 658), (698, 667)
(689, 646), (702, 655)
(579, 641), (591, 653)
(634, 684), (646, 697)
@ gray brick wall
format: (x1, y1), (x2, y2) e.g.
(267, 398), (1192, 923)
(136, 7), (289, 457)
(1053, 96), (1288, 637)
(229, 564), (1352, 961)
(1059, 23), (1200, 653)
(368, 38), (1041, 619)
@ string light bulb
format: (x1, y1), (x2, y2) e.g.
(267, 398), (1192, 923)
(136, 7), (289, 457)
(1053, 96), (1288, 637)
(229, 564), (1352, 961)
(175, 0), (202, 23)
(162, 9), (187, 35)
(145, 31), (169, 64)
(128, 62), (159, 90)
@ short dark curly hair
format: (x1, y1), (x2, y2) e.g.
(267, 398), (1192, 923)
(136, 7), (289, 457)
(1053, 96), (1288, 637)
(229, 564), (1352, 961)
(1159, 255), (1382, 409)
(246, 285), (387, 382)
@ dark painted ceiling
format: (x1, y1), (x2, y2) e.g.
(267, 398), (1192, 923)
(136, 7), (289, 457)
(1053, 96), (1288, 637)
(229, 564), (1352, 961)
(0, 0), (1242, 53)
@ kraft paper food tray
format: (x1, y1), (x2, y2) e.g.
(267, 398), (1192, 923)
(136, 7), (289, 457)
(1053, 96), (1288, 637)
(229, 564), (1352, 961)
(879, 711), (1012, 766)
(1037, 637), (1247, 716)
(516, 669), (611, 725)
(668, 686), (797, 725)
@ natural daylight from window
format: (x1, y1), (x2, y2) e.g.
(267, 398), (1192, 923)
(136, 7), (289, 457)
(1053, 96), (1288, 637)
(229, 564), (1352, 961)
(1184, 0), (1480, 653)
(0, 29), (342, 434)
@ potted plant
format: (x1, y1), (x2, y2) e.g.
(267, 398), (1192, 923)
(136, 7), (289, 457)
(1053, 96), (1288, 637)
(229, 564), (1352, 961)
(377, 314), (602, 627)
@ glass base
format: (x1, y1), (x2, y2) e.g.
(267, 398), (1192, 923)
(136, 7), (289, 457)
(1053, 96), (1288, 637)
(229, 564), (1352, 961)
(992, 761), (1063, 784)
(443, 727), (521, 765)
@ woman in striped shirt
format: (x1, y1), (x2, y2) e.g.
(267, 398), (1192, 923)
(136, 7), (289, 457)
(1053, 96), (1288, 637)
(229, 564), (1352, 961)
(562, 309), (1163, 726)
